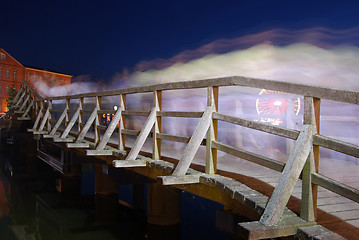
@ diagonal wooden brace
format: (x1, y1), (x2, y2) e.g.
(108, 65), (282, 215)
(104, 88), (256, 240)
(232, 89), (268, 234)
(172, 106), (214, 176)
(60, 106), (81, 138)
(125, 106), (158, 161)
(95, 107), (123, 151)
(260, 125), (314, 226)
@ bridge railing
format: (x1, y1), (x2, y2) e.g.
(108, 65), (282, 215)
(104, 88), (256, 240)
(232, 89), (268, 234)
(14, 76), (359, 227)
(5, 80), (43, 120)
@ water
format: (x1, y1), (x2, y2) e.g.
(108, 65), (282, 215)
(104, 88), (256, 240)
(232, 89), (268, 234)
(0, 143), (231, 240)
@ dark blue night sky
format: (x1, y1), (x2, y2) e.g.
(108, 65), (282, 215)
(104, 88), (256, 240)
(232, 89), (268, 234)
(2, 0), (359, 82)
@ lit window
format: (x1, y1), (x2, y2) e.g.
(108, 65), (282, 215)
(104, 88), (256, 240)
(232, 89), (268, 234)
(13, 70), (17, 80)
(0, 53), (5, 60)
(5, 86), (9, 95)
(6, 69), (10, 78)
(27, 73), (31, 81)
(33, 74), (37, 82)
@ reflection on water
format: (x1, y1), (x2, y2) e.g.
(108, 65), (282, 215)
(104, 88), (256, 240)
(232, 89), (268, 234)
(0, 150), (230, 240)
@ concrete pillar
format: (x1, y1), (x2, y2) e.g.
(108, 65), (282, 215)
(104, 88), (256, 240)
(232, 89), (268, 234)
(147, 182), (181, 226)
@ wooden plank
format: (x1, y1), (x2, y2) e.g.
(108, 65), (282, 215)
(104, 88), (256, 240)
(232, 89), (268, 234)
(296, 225), (346, 240)
(122, 129), (140, 136)
(152, 90), (162, 160)
(112, 160), (147, 168)
(260, 125), (314, 226)
(159, 175), (203, 185)
(318, 202), (359, 213)
(125, 107), (158, 161)
(123, 110), (150, 116)
(118, 94), (126, 151)
(238, 218), (315, 240)
(313, 135), (359, 158)
(311, 173), (359, 203)
(66, 141), (92, 148)
(157, 133), (190, 143)
(213, 112), (299, 140)
(206, 86), (218, 174)
(46, 76), (359, 106)
(87, 149), (126, 157)
(172, 106), (214, 176)
(157, 111), (203, 118)
(212, 141), (285, 172)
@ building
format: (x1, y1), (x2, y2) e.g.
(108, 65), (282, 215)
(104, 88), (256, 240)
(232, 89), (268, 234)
(0, 48), (72, 114)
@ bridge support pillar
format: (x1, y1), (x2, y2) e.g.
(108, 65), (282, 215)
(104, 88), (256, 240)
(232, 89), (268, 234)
(147, 182), (181, 225)
(95, 163), (119, 224)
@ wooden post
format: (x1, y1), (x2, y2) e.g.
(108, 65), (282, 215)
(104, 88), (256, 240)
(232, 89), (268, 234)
(65, 99), (70, 127)
(206, 86), (218, 174)
(47, 100), (52, 132)
(78, 97), (84, 134)
(153, 91), (162, 160)
(95, 96), (101, 145)
(118, 94), (126, 151)
(312, 98), (320, 220)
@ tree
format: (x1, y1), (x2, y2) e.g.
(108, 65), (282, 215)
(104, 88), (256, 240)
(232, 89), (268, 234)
(6, 85), (17, 108)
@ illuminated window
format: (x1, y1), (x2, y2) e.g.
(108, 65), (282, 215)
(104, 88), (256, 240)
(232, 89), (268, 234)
(6, 69), (10, 78)
(0, 53), (5, 60)
(13, 70), (17, 80)
(5, 86), (9, 95)
(33, 74), (37, 82)
(27, 73), (31, 81)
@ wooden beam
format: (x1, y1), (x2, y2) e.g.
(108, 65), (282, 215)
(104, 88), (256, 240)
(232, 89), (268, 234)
(157, 111), (203, 118)
(152, 90), (162, 160)
(311, 173), (359, 203)
(206, 86), (218, 174)
(313, 135), (359, 158)
(213, 112), (299, 140)
(46, 76), (359, 106)
(112, 159), (147, 168)
(159, 174), (203, 185)
(212, 141), (285, 172)
(239, 218), (315, 240)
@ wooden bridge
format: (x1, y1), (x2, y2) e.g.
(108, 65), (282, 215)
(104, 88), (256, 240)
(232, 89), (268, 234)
(2, 76), (359, 239)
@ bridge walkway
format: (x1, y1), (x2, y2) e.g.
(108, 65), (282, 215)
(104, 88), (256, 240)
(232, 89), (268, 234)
(4, 76), (359, 239)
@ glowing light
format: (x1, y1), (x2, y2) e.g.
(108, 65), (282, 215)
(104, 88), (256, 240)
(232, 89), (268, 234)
(114, 105), (118, 111)
(273, 100), (282, 106)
